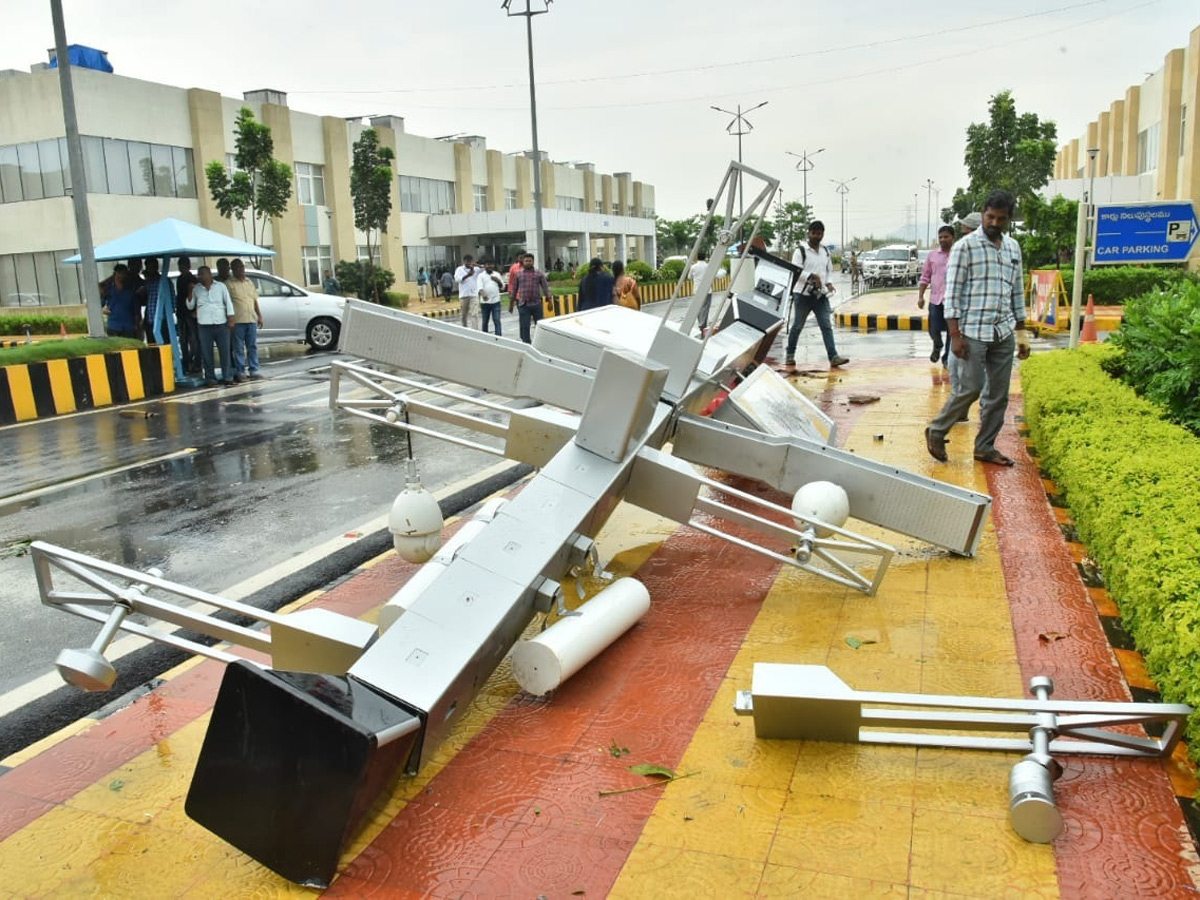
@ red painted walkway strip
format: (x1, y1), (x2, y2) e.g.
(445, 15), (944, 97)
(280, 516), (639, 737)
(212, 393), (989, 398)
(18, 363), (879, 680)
(992, 397), (1197, 898)
(328, 482), (788, 898)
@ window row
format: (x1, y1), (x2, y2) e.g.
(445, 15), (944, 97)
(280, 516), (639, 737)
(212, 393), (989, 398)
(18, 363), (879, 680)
(69, 137), (194, 201)
(400, 176), (456, 214)
(555, 195), (585, 213)
(473, 184), (488, 212)
(0, 249), (85, 308)
(402, 244), (461, 281)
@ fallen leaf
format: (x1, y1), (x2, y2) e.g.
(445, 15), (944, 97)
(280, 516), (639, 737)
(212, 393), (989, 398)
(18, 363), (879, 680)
(1038, 631), (1068, 643)
(844, 636), (877, 650)
(848, 393), (881, 405)
(109, 779), (125, 792)
(607, 740), (630, 758)
(628, 763), (675, 779)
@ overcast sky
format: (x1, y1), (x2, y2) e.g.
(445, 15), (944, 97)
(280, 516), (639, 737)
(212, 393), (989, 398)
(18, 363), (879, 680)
(2, 1), (1196, 242)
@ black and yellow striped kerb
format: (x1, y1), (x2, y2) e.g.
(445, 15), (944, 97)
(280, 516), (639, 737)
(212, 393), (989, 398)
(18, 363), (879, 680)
(835, 312), (926, 331)
(0, 345), (175, 425)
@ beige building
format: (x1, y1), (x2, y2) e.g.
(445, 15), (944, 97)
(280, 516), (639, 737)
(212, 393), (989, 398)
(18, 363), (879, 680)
(1047, 20), (1200, 241)
(0, 63), (657, 312)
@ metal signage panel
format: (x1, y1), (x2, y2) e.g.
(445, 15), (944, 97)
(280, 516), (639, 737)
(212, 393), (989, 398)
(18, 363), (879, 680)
(1093, 201), (1199, 265)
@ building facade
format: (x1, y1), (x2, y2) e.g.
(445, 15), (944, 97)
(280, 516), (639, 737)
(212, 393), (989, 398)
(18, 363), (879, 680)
(0, 65), (657, 313)
(1045, 21), (1200, 237)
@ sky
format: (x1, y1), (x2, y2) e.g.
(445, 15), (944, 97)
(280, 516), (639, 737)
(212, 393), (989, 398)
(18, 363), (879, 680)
(1, 1), (1197, 244)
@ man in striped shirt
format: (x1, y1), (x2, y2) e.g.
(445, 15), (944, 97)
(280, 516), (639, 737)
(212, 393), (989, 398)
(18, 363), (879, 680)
(925, 190), (1031, 468)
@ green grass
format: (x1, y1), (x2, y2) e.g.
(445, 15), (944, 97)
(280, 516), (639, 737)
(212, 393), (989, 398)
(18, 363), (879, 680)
(0, 337), (146, 366)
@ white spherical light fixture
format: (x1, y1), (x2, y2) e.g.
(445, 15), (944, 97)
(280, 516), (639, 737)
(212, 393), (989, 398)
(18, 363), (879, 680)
(791, 481), (850, 538)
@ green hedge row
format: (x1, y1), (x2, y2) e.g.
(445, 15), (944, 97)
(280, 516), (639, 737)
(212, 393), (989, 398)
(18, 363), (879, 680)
(0, 315), (88, 335)
(1021, 345), (1200, 757)
(1057, 265), (1198, 305)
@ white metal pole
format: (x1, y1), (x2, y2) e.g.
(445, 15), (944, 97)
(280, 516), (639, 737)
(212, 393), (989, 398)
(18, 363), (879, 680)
(1069, 194), (1087, 348)
(50, 0), (104, 337)
(524, 3), (545, 267)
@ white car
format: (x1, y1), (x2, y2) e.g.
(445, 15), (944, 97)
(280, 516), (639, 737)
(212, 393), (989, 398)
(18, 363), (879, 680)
(861, 245), (920, 287)
(169, 269), (345, 351)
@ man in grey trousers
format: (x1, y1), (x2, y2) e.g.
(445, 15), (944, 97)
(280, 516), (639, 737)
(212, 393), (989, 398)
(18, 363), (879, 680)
(925, 190), (1030, 467)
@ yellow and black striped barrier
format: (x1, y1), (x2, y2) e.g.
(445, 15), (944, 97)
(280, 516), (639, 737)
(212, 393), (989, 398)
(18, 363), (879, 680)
(539, 278), (730, 320)
(835, 312), (926, 331)
(0, 345), (175, 425)
(416, 277), (733, 323)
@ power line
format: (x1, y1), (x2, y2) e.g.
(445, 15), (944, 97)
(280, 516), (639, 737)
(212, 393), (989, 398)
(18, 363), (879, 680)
(289, 0), (1120, 98)
(299, 0), (1157, 114)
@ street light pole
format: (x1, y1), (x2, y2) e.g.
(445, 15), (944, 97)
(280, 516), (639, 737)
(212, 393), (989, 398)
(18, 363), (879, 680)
(504, 0), (552, 266)
(49, 0), (103, 337)
(923, 179), (935, 249)
(1070, 147), (1101, 349)
(786, 148), (825, 212)
(830, 177), (856, 253)
(711, 101), (768, 219)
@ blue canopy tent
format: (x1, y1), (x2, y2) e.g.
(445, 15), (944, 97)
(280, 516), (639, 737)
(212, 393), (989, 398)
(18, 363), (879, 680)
(64, 218), (274, 385)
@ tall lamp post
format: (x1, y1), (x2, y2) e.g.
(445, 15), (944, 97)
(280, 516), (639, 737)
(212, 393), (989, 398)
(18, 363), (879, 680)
(711, 101), (768, 218)
(50, 0), (103, 337)
(1069, 147), (1101, 348)
(923, 178), (936, 248)
(830, 177), (856, 254)
(786, 148), (825, 212)
(503, 0), (552, 265)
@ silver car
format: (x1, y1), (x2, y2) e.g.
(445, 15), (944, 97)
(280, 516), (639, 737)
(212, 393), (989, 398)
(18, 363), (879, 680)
(170, 269), (346, 351)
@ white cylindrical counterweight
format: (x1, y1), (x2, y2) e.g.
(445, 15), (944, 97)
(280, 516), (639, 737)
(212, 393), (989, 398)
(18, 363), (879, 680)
(513, 577), (650, 695)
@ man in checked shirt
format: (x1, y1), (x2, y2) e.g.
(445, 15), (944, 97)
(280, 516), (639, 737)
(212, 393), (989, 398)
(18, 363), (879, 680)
(925, 190), (1031, 467)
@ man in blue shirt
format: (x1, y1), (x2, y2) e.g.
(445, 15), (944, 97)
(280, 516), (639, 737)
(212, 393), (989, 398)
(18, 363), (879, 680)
(925, 190), (1031, 467)
(100, 264), (139, 338)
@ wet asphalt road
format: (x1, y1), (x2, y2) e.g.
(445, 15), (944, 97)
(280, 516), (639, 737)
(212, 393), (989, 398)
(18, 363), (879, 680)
(0, 340), (514, 708)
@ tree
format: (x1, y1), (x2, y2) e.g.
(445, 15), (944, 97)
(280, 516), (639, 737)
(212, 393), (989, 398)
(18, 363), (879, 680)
(204, 107), (293, 266)
(946, 90), (1057, 219)
(656, 217), (700, 256)
(771, 201), (812, 254)
(1015, 194), (1079, 268)
(350, 129), (395, 302)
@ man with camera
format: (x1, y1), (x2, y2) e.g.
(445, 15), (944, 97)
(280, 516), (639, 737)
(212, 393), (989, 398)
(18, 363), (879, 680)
(784, 220), (849, 368)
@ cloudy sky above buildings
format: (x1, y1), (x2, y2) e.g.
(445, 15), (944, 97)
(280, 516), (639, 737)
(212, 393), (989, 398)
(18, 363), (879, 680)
(1, 0), (1196, 242)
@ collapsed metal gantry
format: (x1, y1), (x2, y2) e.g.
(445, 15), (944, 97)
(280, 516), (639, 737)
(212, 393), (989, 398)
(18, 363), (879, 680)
(26, 161), (1181, 886)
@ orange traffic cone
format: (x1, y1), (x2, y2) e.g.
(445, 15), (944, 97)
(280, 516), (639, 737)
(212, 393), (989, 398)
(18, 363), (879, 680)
(59, 321), (67, 340)
(1080, 294), (1099, 344)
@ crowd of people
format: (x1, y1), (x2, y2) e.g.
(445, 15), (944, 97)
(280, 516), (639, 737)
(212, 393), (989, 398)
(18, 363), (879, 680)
(98, 255), (264, 387)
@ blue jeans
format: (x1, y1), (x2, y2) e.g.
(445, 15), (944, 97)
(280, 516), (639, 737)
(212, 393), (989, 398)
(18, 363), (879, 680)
(518, 303), (542, 344)
(198, 323), (233, 384)
(232, 322), (259, 376)
(785, 292), (839, 361)
(927, 302), (948, 362)
(481, 302), (502, 335)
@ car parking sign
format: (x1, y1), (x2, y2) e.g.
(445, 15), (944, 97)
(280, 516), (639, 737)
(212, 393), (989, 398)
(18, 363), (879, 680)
(1093, 201), (1199, 264)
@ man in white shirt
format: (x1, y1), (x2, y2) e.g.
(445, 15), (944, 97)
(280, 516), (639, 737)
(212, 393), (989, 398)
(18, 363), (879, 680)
(688, 253), (726, 333)
(454, 255), (483, 330)
(785, 220), (848, 368)
(189, 265), (236, 386)
(478, 260), (504, 335)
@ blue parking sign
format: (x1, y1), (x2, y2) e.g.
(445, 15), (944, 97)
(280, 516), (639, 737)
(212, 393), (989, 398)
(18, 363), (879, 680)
(1093, 201), (1199, 264)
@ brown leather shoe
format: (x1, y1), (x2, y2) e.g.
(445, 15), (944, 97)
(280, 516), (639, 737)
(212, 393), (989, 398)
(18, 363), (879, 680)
(925, 427), (948, 462)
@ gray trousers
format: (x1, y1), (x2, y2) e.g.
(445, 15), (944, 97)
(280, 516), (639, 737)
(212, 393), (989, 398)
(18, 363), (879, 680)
(929, 333), (1014, 456)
